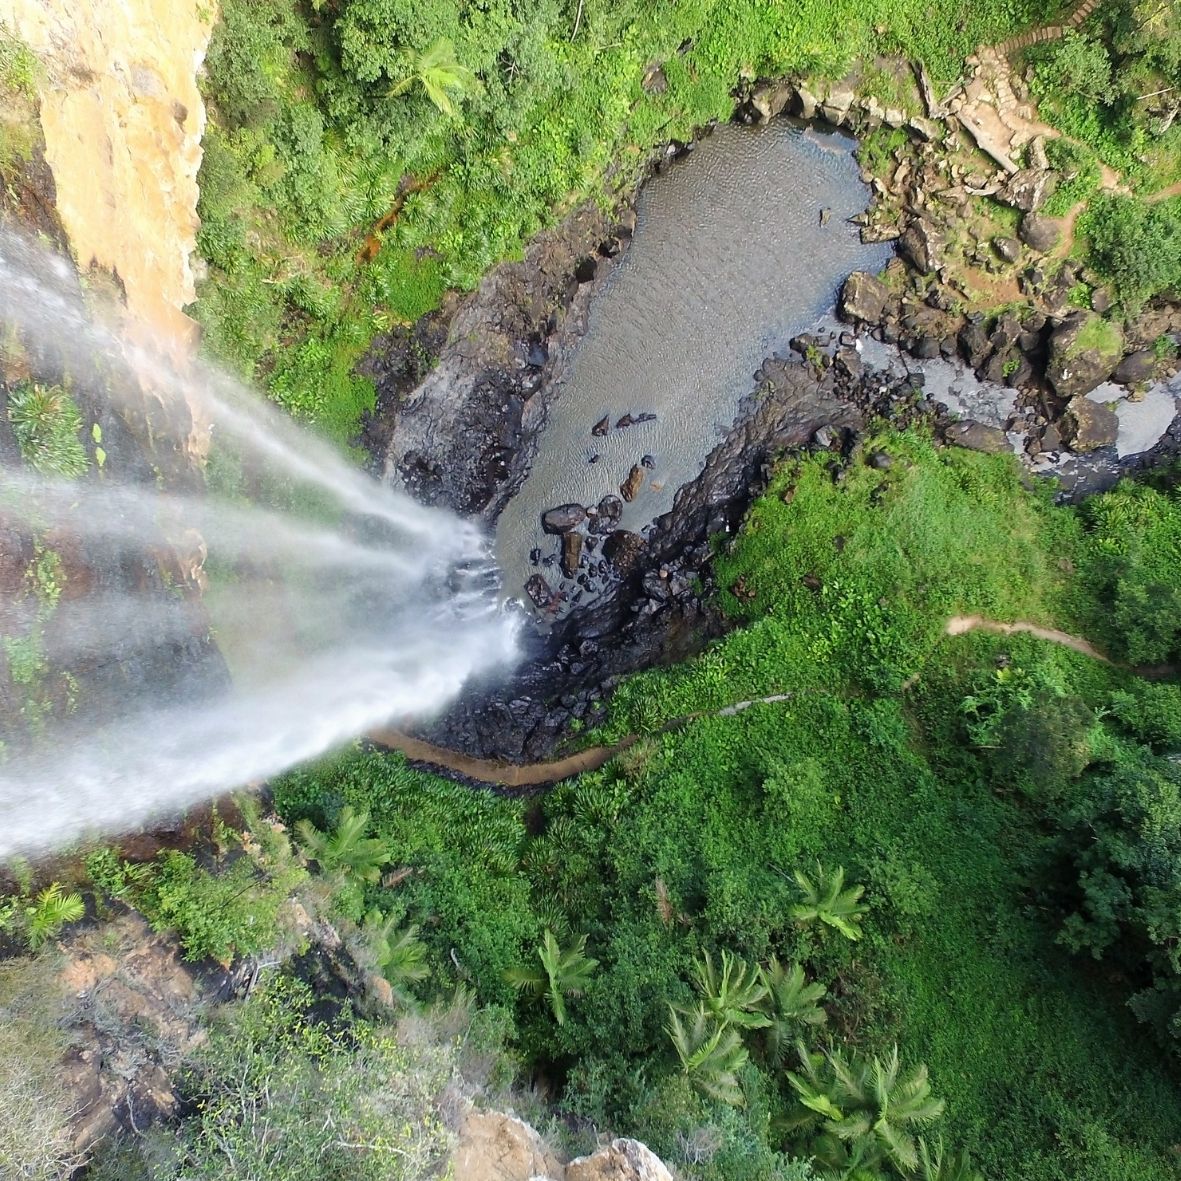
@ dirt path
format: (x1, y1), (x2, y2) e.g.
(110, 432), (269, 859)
(368, 616), (1172, 790)
(1147, 180), (1181, 205)
(945, 614), (1112, 660)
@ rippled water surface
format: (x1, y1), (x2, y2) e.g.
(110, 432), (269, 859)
(496, 119), (891, 610)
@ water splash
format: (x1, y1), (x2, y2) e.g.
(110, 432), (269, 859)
(0, 231), (519, 858)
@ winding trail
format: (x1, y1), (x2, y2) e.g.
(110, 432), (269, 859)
(368, 619), (1171, 789)
(944, 615), (1112, 661)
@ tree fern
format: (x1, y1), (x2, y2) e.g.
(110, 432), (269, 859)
(363, 908), (429, 1003)
(759, 957), (827, 1065)
(25, 882), (85, 949)
(666, 1003), (749, 1107)
(791, 863), (868, 941)
(296, 805), (388, 883)
(505, 929), (597, 1026)
(387, 38), (477, 118)
(690, 949), (770, 1030)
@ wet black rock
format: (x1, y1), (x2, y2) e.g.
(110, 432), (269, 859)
(525, 574), (554, 609)
(590, 494), (623, 534)
(592, 415), (610, 436)
(542, 503), (587, 533)
(641, 454), (656, 469)
(603, 530), (647, 573)
(616, 413), (636, 428)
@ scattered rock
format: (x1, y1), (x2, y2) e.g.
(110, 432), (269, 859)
(999, 167), (1050, 212)
(592, 415), (610, 437)
(1061, 396), (1118, 453)
(525, 575), (554, 610)
(1018, 211), (1062, 253)
(567, 1138), (675, 1181)
(602, 530), (646, 572)
(1114, 349), (1158, 386)
(640, 454), (656, 469)
(620, 464), (646, 502)
(542, 504), (587, 534)
(1046, 311), (1125, 398)
(839, 271), (890, 323)
(641, 63), (668, 95)
(944, 420), (1010, 453)
(1090, 287), (1112, 315)
(992, 236), (1021, 264)
(561, 532), (584, 578)
(616, 414), (635, 429)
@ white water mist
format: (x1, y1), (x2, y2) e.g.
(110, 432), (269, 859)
(0, 231), (519, 858)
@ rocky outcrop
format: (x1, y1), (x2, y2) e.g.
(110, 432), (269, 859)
(1019, 211), (1063, 253)
(1046, 312), (1125, 398)
(451, 1110), (565, 1181)
(840, 271), (891, 323)
(0, 0), (213, 347)
(944, 420), (1010, 453)
(567, 1139), (675, 1181)
(449, 1115), (675, 1181)
(1061, 396), (1119, 452)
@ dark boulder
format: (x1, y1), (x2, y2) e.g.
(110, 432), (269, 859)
(1113, 349), (1157, 386)
(992, 236), (1021, 264)
(524, 575), (554, 610)
(589, 495), (622, 534)
(541, 503), (587, 534)
(1060, 396), (1118, 453)
(944, 420), (1010, 454)
(839, 271), (890, 323)
(1046, 311), (1124, 398)
(1018, 212), (1062, 253)
(591, 415), (610, 437)
(898, 219), (944, 273)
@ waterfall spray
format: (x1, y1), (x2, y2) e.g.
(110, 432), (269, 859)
(0, 231), (519, 858)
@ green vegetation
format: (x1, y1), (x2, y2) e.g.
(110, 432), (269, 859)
(6, 380), (89, 478)
(193, 0), (1052, 437)
(255, 436), (1181, 1179)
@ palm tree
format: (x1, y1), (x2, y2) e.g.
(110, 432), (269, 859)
(505, 929), (598, 1026)
(387, 38), (477, 118)
(666, 1003), (749, 1107)
(363, 908), (429, 1003)
(25, 882), (85, 949)
(917, 1137), (985, 1181)
(296, 805), (388, 883)
(759, 957), (827, 1065)
(791, 863), (868, 941)
(787, 1044), (945, 1174)
(690, 949), (770, 1030)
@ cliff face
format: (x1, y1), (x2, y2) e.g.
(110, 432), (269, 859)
(0, 0), (213, 346)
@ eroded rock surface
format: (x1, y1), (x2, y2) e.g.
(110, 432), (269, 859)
(0, 0), (213, 345)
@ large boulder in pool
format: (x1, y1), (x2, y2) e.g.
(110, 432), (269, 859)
(603, 530), (646, 573)
(1060, 396), (1118, 453)
(541, 503), (586, 533)
(1046, 311), (1124, 398)
(839, 271), (890, 324)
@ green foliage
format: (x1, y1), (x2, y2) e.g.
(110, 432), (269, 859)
(296, 803), (389, 882)
(506, 929), (598, 1026)
(6, 381), (88, 478)
(791, 864), (868, 941)
(0, 21), (36, 95)
(1082, 194), (1181, 313)
(22, 883), (84, 950)
(666, 1004), (750, 1108)
(88, 824), (307, 963)
(155, 975), (453, 1180)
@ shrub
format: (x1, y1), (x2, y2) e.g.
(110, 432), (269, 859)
(1084, 195), (1181, 312)
(6, 381), (88, 478)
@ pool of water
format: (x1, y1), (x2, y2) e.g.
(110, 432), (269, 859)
(495, 118), (891, 616)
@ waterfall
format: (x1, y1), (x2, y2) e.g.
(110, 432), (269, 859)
(0, 231), (518, 858)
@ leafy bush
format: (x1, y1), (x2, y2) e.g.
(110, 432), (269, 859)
(6, 381), (88, 478)
(1083, 194), (1181, 312)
